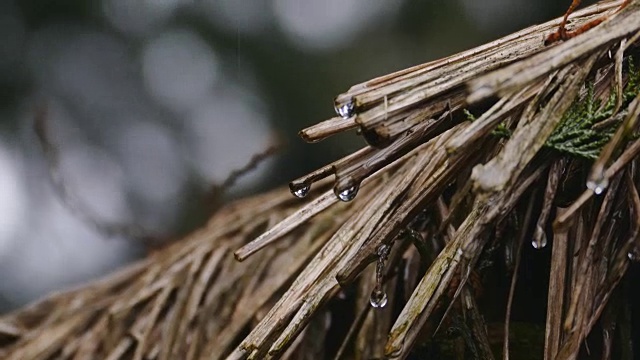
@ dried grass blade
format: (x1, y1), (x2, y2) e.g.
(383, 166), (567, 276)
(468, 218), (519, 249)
(588, 90), (640, 189)
(260, 163), (428, 356)
(544, 208), (570, 360)
(472, 56), (598, 193)
(234, 189), (339, 261)
(534, 159), (565, 248)
(504, 191), (536, 360)
(299, 116), (358, 143)
(237, 184), (389, 355)
(467, 1), (640, 103)
(336, 125), (473, 284)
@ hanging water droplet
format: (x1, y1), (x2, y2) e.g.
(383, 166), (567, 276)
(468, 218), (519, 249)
(532, 226), (547, 250)
(289, 182), (310, 198)
(334, 100), (355, 119)
(369, 289), (388, 308)
(591, 184), (605, 195)
(370, 243), (391, 309)
(532, 237), (547, 249)
(628, 250), (639, 262)
(334, 184), (359, 202)
(377, 244), (390, 257)
(294, 187), (309, 198)
(587, 177), (609, 195)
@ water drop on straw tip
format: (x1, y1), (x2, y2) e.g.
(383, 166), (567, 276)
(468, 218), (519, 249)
(290, 183), (310, 198)
(334, 184), (359, 202)
(586, 177), (608, 195)
(335, 100), (355, 119)
(369, 289), (388, 308)
(532, 237), (547, 249)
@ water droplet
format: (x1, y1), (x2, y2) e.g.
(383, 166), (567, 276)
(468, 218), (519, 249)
(335, 100), (355, 119)
(289, 183), (310, 198)
(369, 289), (388, 308)
(532, 237), (547, 249)
(294, 187), (309, 198)
(334, 184), (359, 202)
(370, 243), (391, 308)
(592, 185), (605, 195)
(587, 177), (609, 195)
(377, 244), (390, 257)
(532, 226), (547, 249)
(628, 250), (639, 262)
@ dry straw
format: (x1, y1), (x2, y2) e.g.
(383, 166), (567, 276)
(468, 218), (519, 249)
(1, 1), (640, 359)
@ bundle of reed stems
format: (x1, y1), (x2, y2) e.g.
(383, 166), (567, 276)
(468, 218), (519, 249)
(1, 1), (639, 359)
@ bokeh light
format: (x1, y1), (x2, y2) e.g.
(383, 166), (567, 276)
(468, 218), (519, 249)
(142, 29), (220, 112)
(103, 0), (187, 36)
(0, 143), (26, 261)
(272, 0), (403, 51)
(0, 0), (574, 311)
(184, 87), (273, 185)
(201, 0), (273, 35)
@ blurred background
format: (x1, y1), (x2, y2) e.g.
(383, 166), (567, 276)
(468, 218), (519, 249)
(0, 0), (596, 312)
